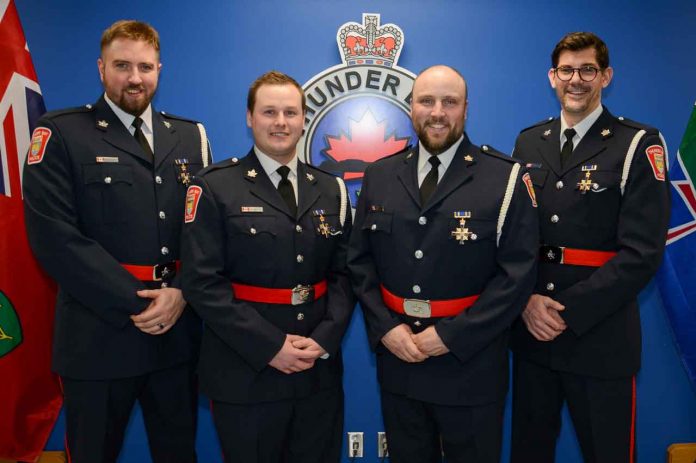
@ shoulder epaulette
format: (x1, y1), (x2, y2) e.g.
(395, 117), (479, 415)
(380, 144), (414, 163)
(199, 156), (241, 176)
(520, 116), (555, 134)
(304, 162), (339, 178)
(616, 116), (656, 132)
(479, 144), (517, 163)
(159, 110), (199, 124)
(42, 104), (95, 120)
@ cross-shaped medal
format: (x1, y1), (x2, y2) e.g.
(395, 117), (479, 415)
(577, 165), (597, 194)
(451, 211), (473, 244)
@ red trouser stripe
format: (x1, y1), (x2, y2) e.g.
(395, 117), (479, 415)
(630, 376), (636, 463)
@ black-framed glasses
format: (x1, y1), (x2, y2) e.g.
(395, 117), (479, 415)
(553, 66), (600, 82)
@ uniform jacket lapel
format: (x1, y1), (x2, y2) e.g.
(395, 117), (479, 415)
(536, 118), (563, 176)
(297, 162), (320, 219)
(563, 107), (614, 173)
(243, 149), (295, 218)
(395, 147), (421, 209)
(94, 96), (152, 165)
(152, 110), (178, 170)
(422, 136), (476, 214)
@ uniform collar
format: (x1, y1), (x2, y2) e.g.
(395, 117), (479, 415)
(254, 146), (299, 179)
(560, 103), (603, 145)
(417, 135), (463, 174)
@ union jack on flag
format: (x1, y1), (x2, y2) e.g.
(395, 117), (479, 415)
(0, 0), (62, 460)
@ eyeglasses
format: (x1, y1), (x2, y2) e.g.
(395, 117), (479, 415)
(553, 66), (600, 82)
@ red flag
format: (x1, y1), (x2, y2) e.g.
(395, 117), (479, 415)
(0, 1), (62, 460)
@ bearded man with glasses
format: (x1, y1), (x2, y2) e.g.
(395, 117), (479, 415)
(509, 32), (670, 463)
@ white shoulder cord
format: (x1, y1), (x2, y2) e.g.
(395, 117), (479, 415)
(620, 129), (645, 195)
(196, 123), (209, 168)
(497, 163), (521, 246)
(336, 176), (348, 227)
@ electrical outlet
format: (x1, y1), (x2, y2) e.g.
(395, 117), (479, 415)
(347, 432), (364, 458)
(377, 432), (389, 458)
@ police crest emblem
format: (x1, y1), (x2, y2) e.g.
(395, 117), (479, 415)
(299, 13), (417, 207)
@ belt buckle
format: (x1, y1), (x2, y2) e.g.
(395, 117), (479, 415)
(540, 245), (565, 264)
(403, 299), (431, 318)
(153, 262), (176, 281)
(291, 284), (314, 305)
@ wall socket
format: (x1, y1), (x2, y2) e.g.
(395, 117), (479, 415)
(347, 432), (364, 458)
(378, 432), (389, 458)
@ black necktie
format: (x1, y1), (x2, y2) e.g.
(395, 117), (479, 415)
(419, 155), (441, 204)
(132, 117), (154, 158)
(277, 165), (297, 216)
(560, 128), (576, 168)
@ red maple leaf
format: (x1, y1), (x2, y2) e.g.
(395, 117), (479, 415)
(324, 110), (409, 180)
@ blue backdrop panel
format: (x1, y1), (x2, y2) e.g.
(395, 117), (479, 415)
(16, 1), (696, 462)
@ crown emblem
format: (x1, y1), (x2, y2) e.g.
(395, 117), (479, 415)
(337, 13), (404, 67)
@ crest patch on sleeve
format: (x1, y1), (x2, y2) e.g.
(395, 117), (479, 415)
(27, 127), (52, 165)
(645, 145), (666, 181)
(522, 172), (537, 207)
(184, 185), (203, 223)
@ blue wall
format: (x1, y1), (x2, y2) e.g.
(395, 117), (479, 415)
(16, 1), (696, 461)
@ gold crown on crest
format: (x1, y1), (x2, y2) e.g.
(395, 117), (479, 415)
(336, 13), (404, 67)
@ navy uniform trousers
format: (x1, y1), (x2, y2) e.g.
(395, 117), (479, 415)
(181, 149), (354, 463)
(348, 136), (539, 463)
(23, 95), (210, 463)
(510, 107), (670, 463)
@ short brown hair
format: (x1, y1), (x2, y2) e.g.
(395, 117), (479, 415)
(247, 71), (306, 113)
(101, 20), (160, 55)
(551, 32), (609, 69)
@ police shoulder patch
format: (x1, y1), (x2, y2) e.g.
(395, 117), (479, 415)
(645, 144), (666, 181)
(184, 185), (203, 223)
(27, 127), (52, 165)
(522, 172), (538, 207)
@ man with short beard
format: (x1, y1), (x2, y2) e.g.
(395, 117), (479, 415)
(348, 65), (539, 463)
(23, 20), (210, 463)
(510, 32), (670, 463)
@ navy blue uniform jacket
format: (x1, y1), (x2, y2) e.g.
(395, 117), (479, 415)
(510, 107), (670, 378)
(23, 96), (210, 380)
(348, 135), (539, 406)
(181, 150), (354, 404)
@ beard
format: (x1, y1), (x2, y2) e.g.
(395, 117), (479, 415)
(113, 85), (155, 116)
(415, 119), (463, 155)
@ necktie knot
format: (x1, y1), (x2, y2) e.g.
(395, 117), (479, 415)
(564, 128), (577, 143)
(428, 155), (441, 170)
(133, 117), (144, 131)
(277, 165), (291, 180)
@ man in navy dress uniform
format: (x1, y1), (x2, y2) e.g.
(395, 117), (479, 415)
(510, 32), (670, 463)
(23, 20), (211, 463)
(181, 71), (353, 463)
(348, 65), (539, 463)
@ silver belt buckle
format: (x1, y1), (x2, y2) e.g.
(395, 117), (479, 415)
(403, 299), (431, 318)
(291, 284), (314, 305)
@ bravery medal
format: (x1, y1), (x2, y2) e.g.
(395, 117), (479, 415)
(174, 158), (191, 186)
(451, 211), (476, 244)
(313, 209), (332, 237)
(577, 164), (597, 194)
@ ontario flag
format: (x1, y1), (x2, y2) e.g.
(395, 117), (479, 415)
(657, 102), (696, 389)
(0, 0), (62, 460)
